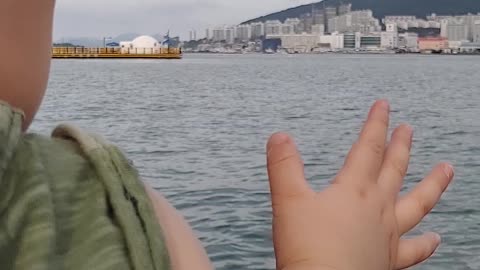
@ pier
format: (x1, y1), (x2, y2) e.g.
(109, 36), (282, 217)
(52, 47), (182, 59)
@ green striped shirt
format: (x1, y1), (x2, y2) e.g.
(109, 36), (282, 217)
(0, 102), (170, 270)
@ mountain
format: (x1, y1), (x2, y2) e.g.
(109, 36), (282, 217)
(242, 0), (480, 24)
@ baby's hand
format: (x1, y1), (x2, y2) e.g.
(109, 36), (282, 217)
(267, 100), (454, 270)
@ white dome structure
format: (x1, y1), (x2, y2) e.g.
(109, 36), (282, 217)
(120, 35), (165, 55)
(131, 35), (160, 49)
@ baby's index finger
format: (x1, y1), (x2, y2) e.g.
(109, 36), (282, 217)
(338, 100), (390, 186)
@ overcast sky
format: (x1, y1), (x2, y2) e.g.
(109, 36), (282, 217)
(53, 0), (315, 41)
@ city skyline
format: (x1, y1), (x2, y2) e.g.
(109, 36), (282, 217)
(53, 0), (314, 40)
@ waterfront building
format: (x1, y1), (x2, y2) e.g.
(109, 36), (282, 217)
(205, 29), (211, 40)
(328, 14), (349, 33)
(328, 10), (380, 34)
(225, 26), (235, 44)
(459, 42), (480, 53)
(418, 37), (448, 52)
(313, 13), (325, 27)
(299, 13), (314, 33)
(251, 22), (265, 39)
(325, 6), (338, 21)
(312, 24), (325, 35)
(343, 32), (361, 49)
(384, 16), (440, 31)
(464, 15), (480, 41)
(189, 30), (197, 41)
(361, 34), (381, 49)
(474, 21), (480, 42)
(267, 33), (320, 52)
(439, 15), (480, 42)
(236, 24), (252, 41)
(319, 32), (344, 50)
(281, 24), (295, 35)
(212, 26), (226, 42)
(384, 16), (417, 23)
(284, 18), (301, 34)
(441, 18), (469, 41)
(398, 33), (419, 51)
(447, 40), (463, 52)
(265, 20), (282, 35)
(338, 4), (352, 16)
(381, 23), (399, 49)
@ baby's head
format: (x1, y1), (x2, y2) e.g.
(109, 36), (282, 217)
(1, 88), (46, 130)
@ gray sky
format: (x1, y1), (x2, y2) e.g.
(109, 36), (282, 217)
(54, 0), (314, 41)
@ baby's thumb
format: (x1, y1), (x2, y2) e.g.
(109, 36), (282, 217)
(266, 133), (311, 206)
(395, 232), (441, 269)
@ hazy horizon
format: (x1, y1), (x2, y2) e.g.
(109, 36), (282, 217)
(53, 0), (314, 41)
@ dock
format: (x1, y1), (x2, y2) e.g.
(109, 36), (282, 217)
(52, 47), (182, 59)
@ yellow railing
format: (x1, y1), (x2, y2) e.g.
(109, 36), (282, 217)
(52, 47), (181, 55)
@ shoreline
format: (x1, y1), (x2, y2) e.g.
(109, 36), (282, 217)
(183, 51), (480, 56)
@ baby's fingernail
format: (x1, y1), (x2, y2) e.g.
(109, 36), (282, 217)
(377, 99), (390, 111)
(426, 232), (442, 244)
(267, 133), (291, 155)
(443, 163), (454, 179)
(269, 133), (290, 146)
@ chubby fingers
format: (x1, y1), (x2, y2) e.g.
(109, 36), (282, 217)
(396, 163), (455, 234)
(378, 124), (413, 197)
(396, 233), (442, 269)
(338, 100), (390, 185)
(267, 133), (313, 206)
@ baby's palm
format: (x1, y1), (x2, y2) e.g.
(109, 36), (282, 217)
(267, 101), (453, 270)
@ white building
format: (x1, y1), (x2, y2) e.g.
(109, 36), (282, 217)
(439, 15), (480, 42)
(381, 23), (399, 49)
(328, 10), (380, 34)
(385, 16), (441, 30)
(120, 35), (163, 54)
(267, 33), (320, 53)
(384, 16), (416, 23)
(285, 18), (301, 34)
(338, 4), (352, 15)
(212, 26), (226, 42)
(441, 18), (469, 41)
(312, 24), (325, 35)
(448, 40), (463, 51)
(474, 21), (480, 42)
(236, 25), (252, 41)
(319, 33), (344, 50)
(225, 26), (235, 44)
(189, 30), (197, 41)
(283, 18), (301, 34)
(281, 24), (295, 35)
(325, 6), (338, 30)
(327, 15), (348, 33)
(398, 33), (419, 51)
(251, 22), (265, 39)
(265, 20), (282, 35)
(464, 15), (480, 41)
(205, 29), (211, 40)
(343, 32), (362, 49)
